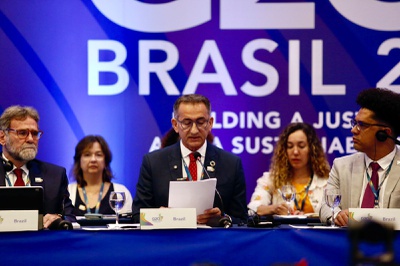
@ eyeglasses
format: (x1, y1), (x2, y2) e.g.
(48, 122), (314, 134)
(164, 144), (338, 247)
(5, 128), (43, 140)
(350, 119), (387, 131)
(176, 118), (210, 130)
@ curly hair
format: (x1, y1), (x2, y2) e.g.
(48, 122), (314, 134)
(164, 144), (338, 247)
(356, 88), (400, 136)
(71, 135), (113, 187)
(269, 123), (330, 189)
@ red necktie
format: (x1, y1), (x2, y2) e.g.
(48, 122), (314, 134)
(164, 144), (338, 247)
(14, 168), (25, 186)
(361, 162), (380, 208)
(189, 153), (197, 181)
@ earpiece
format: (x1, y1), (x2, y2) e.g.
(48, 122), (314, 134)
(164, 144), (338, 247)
(376, 130), (388, 142)
(376, 130), (400, 145)
(1, 158), (14, 172)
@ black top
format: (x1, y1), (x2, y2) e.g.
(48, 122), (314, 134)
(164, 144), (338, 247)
(73, 183), (115, 215)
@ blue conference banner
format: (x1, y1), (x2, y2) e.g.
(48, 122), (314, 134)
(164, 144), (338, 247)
(0, 0), (399, 201)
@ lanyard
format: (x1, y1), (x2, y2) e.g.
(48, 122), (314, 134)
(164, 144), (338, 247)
(365, 157), (394, 208)
(181, 158), (193, 181)
(293, 174), (313, 211)
(82, 182), (104, 214)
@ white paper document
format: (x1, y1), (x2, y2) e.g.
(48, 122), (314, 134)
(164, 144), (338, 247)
(168, 179), (217, 215)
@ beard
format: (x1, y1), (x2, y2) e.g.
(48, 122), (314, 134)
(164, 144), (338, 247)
(5, 139), (38, 162)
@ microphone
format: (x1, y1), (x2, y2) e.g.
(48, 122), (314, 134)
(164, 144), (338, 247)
(49, 217), (73, 230)
(376, 130), (400, 145)
(1, 157), (14, 172)
(49, 195), (73, 230)
(193, 152), (232, 228)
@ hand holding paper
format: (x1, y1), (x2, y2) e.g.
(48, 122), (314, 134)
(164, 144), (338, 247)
(168, 179), (217, 215)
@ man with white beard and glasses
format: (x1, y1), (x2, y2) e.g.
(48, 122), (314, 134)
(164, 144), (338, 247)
(0, 105), (75, 228)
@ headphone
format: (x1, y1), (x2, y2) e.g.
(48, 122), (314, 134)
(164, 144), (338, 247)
(376, 130), (388, 142)
(1, 157), (14, 172)
(376, 130), (400, 145)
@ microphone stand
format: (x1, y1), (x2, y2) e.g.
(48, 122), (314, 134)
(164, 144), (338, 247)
(193, 152), (232, 228)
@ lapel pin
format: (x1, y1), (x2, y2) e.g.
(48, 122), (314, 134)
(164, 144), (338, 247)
(207, 166), (215, 172)
(210, 161), (216, 167)
(173, 165), (178, 169)
(35, 177), (43, 183)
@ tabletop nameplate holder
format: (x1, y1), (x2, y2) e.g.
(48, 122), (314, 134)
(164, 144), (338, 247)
(140, 208), (196, 229)
(0, 210), (39, 232)
(349, 208), (400, 230)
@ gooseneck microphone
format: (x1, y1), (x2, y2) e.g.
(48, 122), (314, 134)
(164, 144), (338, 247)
(376, 130), (400, 145)
(193, 152), (232, 228)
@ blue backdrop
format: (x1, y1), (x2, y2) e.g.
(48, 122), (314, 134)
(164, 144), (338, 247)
(0, 0), (399, 201)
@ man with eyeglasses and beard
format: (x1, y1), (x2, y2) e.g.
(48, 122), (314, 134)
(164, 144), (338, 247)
(132, 94), (247, 225)
(0, 105), (75, 229)
(320, 88), (400, 227)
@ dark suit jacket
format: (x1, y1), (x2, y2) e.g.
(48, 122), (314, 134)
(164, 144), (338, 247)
(132, 142), (247, 223)
(0, 157), (75, 222)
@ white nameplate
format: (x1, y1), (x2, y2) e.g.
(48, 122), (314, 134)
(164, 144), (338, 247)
(140, 208), (196, 230)
(0, 210), (39, 232)
(349, 208), (400, 230)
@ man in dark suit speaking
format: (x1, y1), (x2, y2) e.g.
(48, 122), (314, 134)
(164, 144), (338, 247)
(0, 105), (75, 228)
(132, 94), (247, 225)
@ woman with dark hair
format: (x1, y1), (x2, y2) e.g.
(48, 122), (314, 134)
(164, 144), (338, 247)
(68, 135), (132, 216)
(248, 123), (330, 215)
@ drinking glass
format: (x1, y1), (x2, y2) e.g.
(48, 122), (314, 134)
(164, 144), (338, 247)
(109, 191), (126, 228)
(324, 188), (342, 227)
(280, 185), (296, 215)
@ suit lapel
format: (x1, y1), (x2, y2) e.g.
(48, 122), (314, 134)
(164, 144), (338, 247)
(0, 153), (8, 186)
(27, 160), (45, 187)
(168, 143), (184, 181)
(204, 144), (217, 179)
(351, 153), (365, 208)
(383, 150), (400, 207)
(0, 165), (6, 186)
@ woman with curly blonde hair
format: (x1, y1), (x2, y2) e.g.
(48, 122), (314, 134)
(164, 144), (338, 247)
(248, 123), (330, 215)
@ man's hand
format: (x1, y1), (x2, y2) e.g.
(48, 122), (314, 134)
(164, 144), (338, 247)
(197, 207), (221, 224)
(43, 213), (61, 229)
(334, 209), (349, 226)
(256, 203), (290, 216)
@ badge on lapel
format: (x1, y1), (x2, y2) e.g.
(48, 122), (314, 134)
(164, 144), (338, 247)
(207, 161), (216, 172)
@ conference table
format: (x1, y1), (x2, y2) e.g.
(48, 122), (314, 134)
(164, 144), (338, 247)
(2, 223), (400, 266)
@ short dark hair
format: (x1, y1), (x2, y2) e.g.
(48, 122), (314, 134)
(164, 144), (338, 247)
(72, 135), (113, 186)
(173, 94), (211, 118)
(356, 88), (400, 136)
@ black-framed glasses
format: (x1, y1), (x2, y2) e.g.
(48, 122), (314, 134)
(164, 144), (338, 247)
(350, 119), (387, 131)
(5, 128), (43, 140)
(176, 118), (210, 130)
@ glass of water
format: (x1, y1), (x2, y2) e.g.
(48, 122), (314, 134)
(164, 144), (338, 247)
(324, 188), (341, 227)
(109, 191), (126, 228)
